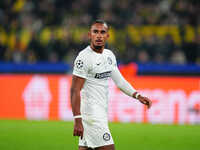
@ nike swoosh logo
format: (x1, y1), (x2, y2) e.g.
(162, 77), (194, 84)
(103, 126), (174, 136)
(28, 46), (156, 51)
(96, 63), (101, 65)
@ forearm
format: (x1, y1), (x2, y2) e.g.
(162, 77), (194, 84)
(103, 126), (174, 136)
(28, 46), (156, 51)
(111, 67), (136, 97)
(71, 88), (84, 139)
(118, 79), (136, 97)
(70, 89), (81, 116)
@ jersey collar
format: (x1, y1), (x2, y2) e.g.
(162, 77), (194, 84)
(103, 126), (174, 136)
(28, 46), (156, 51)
(88, 45), (104, 55)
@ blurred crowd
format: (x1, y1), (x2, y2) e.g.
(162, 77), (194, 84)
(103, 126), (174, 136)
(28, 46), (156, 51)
(0, 0), (200, 65)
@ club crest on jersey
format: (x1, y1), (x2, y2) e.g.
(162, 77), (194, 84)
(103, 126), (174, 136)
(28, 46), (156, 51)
(76, 60), (83, 69)
(103, 133), (110, 141)
(107, 57), (112, 65)
(95, 71), (111, 79)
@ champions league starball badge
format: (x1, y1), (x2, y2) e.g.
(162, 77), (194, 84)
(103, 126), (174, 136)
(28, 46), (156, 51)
(107, 57), (112, 65)
(103, 133), (110, 141)
(76, 60), (83, 69)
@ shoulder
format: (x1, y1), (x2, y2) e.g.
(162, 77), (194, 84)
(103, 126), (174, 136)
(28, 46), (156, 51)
(74, 47), (92, 68)
(104, 48), (117, 66)
(77, 46), (92, 58)
(104, 48), (116, 59)
(104, 48), (114, 54)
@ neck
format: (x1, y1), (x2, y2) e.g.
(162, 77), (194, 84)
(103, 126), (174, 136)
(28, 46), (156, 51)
(90, 44), (104, 54)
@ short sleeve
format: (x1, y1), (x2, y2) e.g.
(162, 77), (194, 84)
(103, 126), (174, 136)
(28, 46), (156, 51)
(109, 51), (117, 68)
(72, 54), (89, 79)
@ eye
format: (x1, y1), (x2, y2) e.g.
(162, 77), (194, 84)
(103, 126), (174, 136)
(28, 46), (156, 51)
(101, 30), (106, 34)
(93, 30), (98, 33)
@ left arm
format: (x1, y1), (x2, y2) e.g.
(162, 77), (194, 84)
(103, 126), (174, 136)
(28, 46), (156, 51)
(111, 66), (152, 109)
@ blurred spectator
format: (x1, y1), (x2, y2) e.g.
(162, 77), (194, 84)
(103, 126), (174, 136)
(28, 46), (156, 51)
(12, 50), (24, 63)
(170, 49), (187, 64)
(195, 35), (200, 65)
(26, 50), (37, 64)
(48, 51), (58, 63)
(137, 50), (150, 64)
(0, 0), (199, 65)
(154, 53), (165, 64)
(0, 36), (7, 61)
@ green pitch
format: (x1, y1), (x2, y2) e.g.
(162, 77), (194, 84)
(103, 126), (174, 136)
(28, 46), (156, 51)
(0, 120), (200, 150)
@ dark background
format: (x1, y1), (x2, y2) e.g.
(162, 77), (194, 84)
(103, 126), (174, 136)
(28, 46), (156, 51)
(0, 0), (200, 74)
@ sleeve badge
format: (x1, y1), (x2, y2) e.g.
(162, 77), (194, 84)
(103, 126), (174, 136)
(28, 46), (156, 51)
(76, 59), (84, 69)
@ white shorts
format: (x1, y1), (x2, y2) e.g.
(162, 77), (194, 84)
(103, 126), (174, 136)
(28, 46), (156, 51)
(79, 116), (114, 148)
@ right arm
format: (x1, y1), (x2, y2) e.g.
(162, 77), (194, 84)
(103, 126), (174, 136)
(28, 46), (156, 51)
(70, 75), (85, 139)
(71, 51), (90, 138)
(71, 75), (85, 117)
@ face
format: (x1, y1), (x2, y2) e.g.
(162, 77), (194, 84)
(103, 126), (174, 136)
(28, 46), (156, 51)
(88, 23), (109, 51)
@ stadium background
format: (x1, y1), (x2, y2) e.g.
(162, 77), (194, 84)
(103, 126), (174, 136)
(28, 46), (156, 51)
(0, 0), (200, 150)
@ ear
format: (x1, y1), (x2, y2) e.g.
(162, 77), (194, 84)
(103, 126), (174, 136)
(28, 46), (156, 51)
(105, 32), (109, 40)
(107, 32), (110, 38)
(88, 31), (91, 39)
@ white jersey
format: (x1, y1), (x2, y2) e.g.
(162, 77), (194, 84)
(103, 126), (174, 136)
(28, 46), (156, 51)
(73, 46), (116, 120)
(73, 46), (136, 148)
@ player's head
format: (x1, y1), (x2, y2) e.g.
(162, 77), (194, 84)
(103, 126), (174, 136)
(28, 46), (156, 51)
(88, 20), (109, 51)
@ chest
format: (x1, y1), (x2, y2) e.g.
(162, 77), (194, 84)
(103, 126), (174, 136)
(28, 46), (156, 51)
(88, 54), (113, 79)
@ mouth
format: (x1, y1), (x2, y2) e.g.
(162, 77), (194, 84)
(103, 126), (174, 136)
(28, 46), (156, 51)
(95, 40), (103, 45)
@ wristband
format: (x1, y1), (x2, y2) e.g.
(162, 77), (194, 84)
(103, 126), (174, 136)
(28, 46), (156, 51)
(135, 92), (140, 99)
(74, 115), (82, 119)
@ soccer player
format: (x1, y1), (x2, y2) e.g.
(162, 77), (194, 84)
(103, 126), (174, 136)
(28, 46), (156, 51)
(71, 20), (152, 150)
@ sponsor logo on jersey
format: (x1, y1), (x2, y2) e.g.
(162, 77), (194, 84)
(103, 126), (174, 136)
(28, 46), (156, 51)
(95, 71), (111, 79)
(103, 133), (110, 141)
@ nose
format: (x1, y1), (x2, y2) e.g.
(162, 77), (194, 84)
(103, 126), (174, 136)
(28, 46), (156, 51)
(97, 32), (102, 38)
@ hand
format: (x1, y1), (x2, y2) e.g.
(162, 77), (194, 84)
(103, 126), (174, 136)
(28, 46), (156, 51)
(138, 95), (152, 109)
(73, 118), (84, 139)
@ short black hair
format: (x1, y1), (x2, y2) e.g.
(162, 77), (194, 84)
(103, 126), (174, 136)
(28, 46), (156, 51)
(90, 20), (109, 30)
